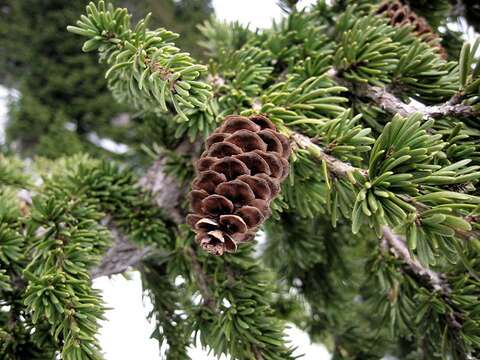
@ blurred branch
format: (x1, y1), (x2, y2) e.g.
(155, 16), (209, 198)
(91, 224), (153, 278)
(93, 142), (193, 278)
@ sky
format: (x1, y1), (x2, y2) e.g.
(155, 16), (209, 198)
(0, 87), (15, 143)
(96, 1), (330, 360)
(213, 0), (317, 28)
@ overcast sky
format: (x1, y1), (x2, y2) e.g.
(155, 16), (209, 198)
(213, 0), (317, 28)
(95, 272), (330, 360)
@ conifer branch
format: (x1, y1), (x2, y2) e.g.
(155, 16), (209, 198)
(91, 144), (187, 278)
(11, 189), (157, 280)
(381, 226), (451, 294)
(292, 129), (480, 239)
(291, 132), (367, 179)
(67, 1), (212, 120)
(292, 127), (479, 297)
(91, 224), (153, 279)
(380, 226), (468, 359)
(291, 133), (441, 286)
(329, 69), (480, 119)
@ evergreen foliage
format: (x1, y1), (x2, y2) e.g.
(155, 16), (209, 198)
(0, 0), (212, 158)
(1, 0), (480, 359)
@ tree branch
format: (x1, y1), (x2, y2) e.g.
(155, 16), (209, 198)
(92, 147), (187, 278)
(329, 69), (479, 119)
(138, 152), (186, 225)
(291, 133), (459, 312)
(291, 132), (367, 178)
(381, 226), (451, 295)
(292, 134), (445, 286)
(292, 132), (479, 241)
(91, 224), (153, 279)
(292, 130), (480, 299)
(381, 226), (467, 348)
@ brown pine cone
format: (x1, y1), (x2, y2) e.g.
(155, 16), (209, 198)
(376, 0), (447, 59)
(187, 114), (291, 256)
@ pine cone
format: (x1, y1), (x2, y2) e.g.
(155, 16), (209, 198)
(376, 0), (447, 59)
(187, 115), (291, 255)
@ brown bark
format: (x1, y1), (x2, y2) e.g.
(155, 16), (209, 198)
(329, 69), (479, 119)
(92, 147), (186, 278)
(381, 226), (451, 295)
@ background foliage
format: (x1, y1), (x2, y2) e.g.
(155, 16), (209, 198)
(0, 0), (212, 158)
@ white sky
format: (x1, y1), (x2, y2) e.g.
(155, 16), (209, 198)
(0, 88), (7, 144)
(213, 0), (317, 28)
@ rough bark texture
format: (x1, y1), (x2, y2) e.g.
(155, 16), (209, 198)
(138, 153), (185, 225)
(329, 69), (480, 119)
(91, 225), (153, 279)
(381, 226), (451, 294)
(92, 147), (188, 278)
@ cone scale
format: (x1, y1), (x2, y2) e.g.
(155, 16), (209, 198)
(187, 115), (291, 255)
(376, 0), (447, 58)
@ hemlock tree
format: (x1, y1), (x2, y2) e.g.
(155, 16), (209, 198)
(2, 0), (480, 359)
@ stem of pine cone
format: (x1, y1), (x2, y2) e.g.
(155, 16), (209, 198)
(252, 345), (264, 360)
